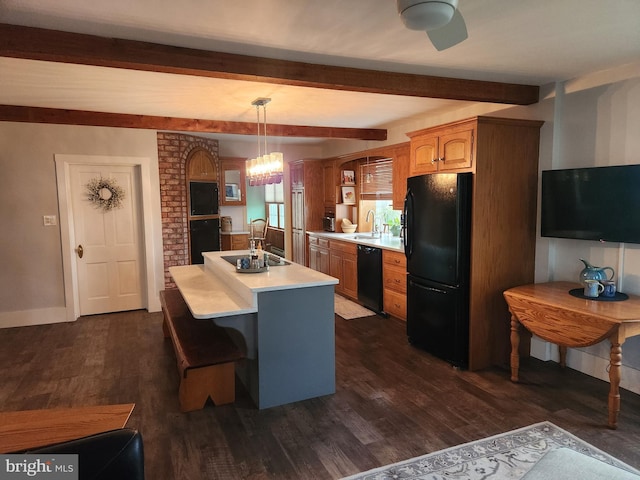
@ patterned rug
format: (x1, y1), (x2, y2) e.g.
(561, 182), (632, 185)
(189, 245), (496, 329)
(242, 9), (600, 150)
(341, 421), (639, 480)
(334, 294), (376, 320)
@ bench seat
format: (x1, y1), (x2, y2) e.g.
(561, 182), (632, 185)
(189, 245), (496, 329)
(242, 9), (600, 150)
(160, 289), (245, 412)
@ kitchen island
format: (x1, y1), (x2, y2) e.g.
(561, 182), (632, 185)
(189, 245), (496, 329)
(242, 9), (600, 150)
(169, 251), (338, 409)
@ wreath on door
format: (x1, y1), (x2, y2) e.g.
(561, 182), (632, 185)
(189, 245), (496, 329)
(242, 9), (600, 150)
(86, 177), (125, 212)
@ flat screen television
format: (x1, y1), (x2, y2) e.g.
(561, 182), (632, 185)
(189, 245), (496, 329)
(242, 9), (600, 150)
(541, 165), (640, 244)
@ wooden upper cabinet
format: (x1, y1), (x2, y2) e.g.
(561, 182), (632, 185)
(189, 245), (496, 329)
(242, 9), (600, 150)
(219, 157), (246, 206)
(290, 161), (304, 188)
(439, 129), (474, 171)
(392, 143), (410, 210)
(187, 148), (217, 180)
(408, 121), (475, 176)
(410, 133), (439, 174)
(323, 160), (336, 207)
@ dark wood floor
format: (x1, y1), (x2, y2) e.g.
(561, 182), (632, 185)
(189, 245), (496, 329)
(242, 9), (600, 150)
(2, 309), (640, 479)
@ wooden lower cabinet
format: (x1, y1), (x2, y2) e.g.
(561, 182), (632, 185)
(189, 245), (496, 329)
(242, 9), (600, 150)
(221, 233), (249, 251)
(308, 235), (330, 275)
(329, 239), (357, 300)
(308, 235), (357, 299)
(383, 250), (406, 320)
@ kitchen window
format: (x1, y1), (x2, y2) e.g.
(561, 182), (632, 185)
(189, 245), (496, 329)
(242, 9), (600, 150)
(265, 182), (285, 229)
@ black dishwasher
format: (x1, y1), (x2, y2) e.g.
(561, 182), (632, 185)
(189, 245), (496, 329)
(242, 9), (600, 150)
(357, 245), (383, 313)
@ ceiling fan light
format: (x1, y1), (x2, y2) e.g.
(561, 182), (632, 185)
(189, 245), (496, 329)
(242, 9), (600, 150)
(398, 1), (456, 31)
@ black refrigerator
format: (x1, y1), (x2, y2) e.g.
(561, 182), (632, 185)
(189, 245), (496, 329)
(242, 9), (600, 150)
(403, 173), (472, 368)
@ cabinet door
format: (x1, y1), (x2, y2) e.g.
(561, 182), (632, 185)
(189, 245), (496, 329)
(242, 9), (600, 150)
(290, 161), (304, 188)
(323, 161), (336, 207)
(221, 235), (232, 251)
(220, 158), (246, 206)
(309, 244), (318, 271)
(330, 251), (344, 295)
(187, 149), (217, 180)
(439, 129), (474, 171)
(291, 189), (305, 264)
(393, 144), (411, 209)
(342, 253), (358, 299)
(292, 230), (305, 265)
(410, 133), (439, 176)
(318, 247), (330, 275)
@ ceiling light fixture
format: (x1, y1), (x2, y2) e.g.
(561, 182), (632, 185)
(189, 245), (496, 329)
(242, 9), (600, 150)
(246, 98), (284, 186)
(397, 0), (457, 31)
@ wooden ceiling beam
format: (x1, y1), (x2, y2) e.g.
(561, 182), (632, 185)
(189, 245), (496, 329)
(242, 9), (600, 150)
(0, 105), (387, 140)
(0, 23), (539, 105)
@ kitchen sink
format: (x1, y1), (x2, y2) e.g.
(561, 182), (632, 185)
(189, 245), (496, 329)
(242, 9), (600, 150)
(349, 234), (380, 240)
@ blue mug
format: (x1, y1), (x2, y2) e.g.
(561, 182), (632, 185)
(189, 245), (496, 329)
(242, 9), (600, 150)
(602, 280), (617, 298)
(583, 280), (604, 298)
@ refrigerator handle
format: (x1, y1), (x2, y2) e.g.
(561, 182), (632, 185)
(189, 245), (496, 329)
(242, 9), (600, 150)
(403, 188), (413, 259)
(411, 281), (448, 295)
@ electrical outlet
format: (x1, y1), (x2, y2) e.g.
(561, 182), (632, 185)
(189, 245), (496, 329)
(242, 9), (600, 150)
(43, 215), (57, 226)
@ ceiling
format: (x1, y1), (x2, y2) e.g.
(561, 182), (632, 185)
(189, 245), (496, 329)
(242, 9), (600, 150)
(1, 0), (639, 144)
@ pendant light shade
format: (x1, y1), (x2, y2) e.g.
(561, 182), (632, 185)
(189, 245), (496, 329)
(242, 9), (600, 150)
(246, 98), (284, 186)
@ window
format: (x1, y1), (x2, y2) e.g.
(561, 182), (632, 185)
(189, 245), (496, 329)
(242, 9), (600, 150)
(360, 159), (393, 200)
(265, 182), (285, 229)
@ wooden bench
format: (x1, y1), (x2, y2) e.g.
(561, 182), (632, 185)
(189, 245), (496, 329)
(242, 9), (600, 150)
(160, 289), (245, 412)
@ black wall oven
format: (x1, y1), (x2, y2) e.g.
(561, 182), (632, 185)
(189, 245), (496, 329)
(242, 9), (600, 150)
(189, 181), (219, 216)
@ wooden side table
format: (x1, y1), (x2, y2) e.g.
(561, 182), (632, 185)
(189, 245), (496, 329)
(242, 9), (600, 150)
(0, 403), (135, 453)
(504, 281), (640, 429)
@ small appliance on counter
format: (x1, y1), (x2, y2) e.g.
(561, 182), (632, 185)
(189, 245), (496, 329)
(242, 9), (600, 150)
(323, 216), (336, 232)
(221, 216), (232, 232)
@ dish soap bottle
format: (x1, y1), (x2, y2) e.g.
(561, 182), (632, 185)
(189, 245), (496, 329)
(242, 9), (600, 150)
(256, 240), (264, 268)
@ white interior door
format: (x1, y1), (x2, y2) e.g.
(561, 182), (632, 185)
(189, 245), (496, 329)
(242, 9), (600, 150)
(69, 164), (145, 315)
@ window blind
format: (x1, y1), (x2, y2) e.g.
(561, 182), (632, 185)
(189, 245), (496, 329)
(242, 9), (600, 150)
(360, 159), (393, 199)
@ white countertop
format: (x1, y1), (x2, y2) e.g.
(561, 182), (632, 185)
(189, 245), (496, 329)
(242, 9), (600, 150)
(169, 250), (338, 319)
(307, 231), (404, 252)
(204, 251), (338, 293)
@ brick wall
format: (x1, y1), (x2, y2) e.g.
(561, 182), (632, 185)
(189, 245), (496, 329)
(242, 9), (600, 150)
(157, 132), (219, 288)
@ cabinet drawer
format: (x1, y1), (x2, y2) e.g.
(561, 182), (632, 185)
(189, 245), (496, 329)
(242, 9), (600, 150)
(308, 235), (318, 246)
(231, 234), (248, 249)
(383, 250), (406, 269)
(329, 239), (357, 254)
(384, 288), (406, 320)
(319, 238), (330, 248)
(383, 267), (406, 294)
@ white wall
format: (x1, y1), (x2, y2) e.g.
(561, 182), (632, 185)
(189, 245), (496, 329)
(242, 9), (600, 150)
(0, 123), (165, 327)
(532, 66), (640, 394)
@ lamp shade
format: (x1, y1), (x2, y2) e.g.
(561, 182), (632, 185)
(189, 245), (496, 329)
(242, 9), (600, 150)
(397, 0), (457, 30)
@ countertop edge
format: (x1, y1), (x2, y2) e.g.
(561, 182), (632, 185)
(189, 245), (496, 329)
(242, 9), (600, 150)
(306, 231), (404, 252)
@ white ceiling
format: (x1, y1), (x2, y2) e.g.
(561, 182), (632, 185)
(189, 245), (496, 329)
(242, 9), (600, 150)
(1, 0), (639, 143)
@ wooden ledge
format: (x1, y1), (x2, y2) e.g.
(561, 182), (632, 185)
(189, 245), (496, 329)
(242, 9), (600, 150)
(0, 403), (135, 453)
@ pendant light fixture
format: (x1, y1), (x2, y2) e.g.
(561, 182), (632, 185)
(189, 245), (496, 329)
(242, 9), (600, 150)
(246, 98), (284, 186)
(364, 156), (373, 184)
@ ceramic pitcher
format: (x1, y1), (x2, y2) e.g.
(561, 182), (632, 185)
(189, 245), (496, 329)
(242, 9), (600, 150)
(579, 258), (615, 283)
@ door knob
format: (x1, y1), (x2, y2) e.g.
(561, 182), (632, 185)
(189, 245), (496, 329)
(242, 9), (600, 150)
(76, 244), (84, 259)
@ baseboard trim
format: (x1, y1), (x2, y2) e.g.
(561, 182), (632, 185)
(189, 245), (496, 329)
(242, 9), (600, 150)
(0, 307), (70, 329)
(531, 337), (640, 396)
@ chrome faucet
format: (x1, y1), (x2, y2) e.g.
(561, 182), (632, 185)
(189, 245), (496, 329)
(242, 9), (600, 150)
(366, 210), (380, 238)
